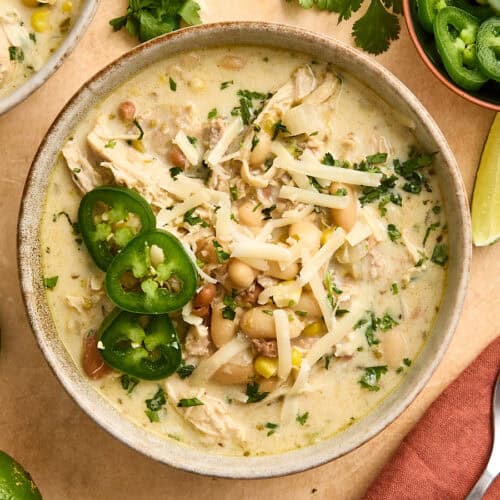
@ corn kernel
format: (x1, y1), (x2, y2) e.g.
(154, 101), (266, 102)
(302, 321), (326, 337)
(62, 1), (73, 13)
(321, 227), (334, 246)
(31, 8), (51, 33)
(254, 356), (278, 379)
(190, 77), (205, 90)
(291, 348), (302, 368)
(131, 140), (145, 153)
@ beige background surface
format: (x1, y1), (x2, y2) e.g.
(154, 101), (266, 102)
(0, 1), (498, 499)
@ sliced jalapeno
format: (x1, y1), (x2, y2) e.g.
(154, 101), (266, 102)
(477, 16), (500, 81)
(105, 229), (197, 314)
(417, 0), (494, 33)
(434, 7), (489, 90)
(98, 309), (182, 380)
(78, 186), (156, 271)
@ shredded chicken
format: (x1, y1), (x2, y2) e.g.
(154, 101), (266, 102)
(62, 140), (103, 193)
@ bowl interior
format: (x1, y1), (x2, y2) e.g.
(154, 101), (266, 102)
(18, 22), (471, 478)
(406, 0), (500, 109)
(0, 0), (99, 116)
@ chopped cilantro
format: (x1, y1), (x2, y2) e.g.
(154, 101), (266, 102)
(105, 139), (117, 149)
(213, 240), (230, 263)
(403, 358), (412, 367)
(145, 410), (159, 422)
(222, 293), (237, 320)
(366, 152), (388, 164)
(394, 152), (434, 195)
(431, 244), (448, 266)
(296, 412), (309, 426)
(246, 382), (269, 403)
(230, 185), (239, 201)
(9, 46), (24, 62)
(387, 223), (401, 242)
(264, 422), (279, 436)
(359, 174), (398, 206)
(423, 222), (440, 246)
(109, 0), (201, 42)
(262, 309), (274, 316)
(207, 108), (217, 119)
(391, 282), (399, 295)
(359, 365), (388, 391)
(220, 80), (234, 90)
(432, 205), (441, 214)
(377, 312), (399, 331)
(183, 208), (208, 227)
(146, 387), (166, 412)
(170, 167), (182, 180)
(251, 134), (260, 152)
(261, 204), (276, 220)
(271, 119), (288, 140)
(43, 276), (58, 289)
(322, 152), (335, 166)
(176, 363), (196, 379)
(120, 374), (139, 394)
(169, 76), (177, 91)
(187, 136), (197, 145)
(295, 310), (308, 317)
(133, 118), (144, 140)
(178, 398), (204, 407)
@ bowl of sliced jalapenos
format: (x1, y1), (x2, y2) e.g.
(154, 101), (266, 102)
(403, 0), (500, 110)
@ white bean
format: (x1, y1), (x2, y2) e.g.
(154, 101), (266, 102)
(289, 221), (322, 253)
(238, 200), (263, 227)
(240, 307), (302, 339)
(330, 182), (357, 232)
(266, 261), (299, 281)
(210, 303), (238, 348)
(212, 351), (255, 385)
(228, 259), (256, 289)
(249, 132), (272, 166)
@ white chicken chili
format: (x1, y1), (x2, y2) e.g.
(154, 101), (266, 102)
(40, 46), (448, 457)
(0, 0), (81, 98)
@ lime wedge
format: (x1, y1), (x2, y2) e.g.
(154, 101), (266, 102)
(471, 114), (500, 246)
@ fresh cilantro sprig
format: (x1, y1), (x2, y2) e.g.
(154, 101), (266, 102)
(291, 0), (401, 55)
(110, 0), (201, 43)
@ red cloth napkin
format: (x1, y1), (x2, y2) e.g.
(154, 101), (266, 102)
(365, 337), (500, 500)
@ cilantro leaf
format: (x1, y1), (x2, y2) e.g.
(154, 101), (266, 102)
(246, 382), (269, 403)
(110, 0), (201, 43)
(352, 0), (400, 55)
(359, 365), (388, 391)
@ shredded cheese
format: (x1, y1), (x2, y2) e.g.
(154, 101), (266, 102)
(346, 221), (373, 246)
(361, 206), (386, 242)
(309, 273), (334, 331)
(274, 310), (292, 380)
(298, 228), (346, 285)
(156, 191), (210, 227)
(172, 130), (201, 166)
(191, 335), (249, 385)
(231, 240), (293, 262)
(205, 118), (243, 167)
(272, 143), (383, 187)
(215, 192), (233, 242)
(279, 185), (349, 210)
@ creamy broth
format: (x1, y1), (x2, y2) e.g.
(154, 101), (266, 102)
(0, 0), (82, 98)
(40, 47), (448, 456)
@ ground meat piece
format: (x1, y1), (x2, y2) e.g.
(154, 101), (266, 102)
(202, 118), (225, 149)
(251, 338), (278, 358)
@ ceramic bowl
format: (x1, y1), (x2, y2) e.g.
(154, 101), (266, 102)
(0, 0), (99, 116)
(18, 22), (472, 478)
(403, 0), (500, 111)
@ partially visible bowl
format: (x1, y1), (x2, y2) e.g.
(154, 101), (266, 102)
(403, 0), (500, 111)
(18, 22), (472, 478)
(0, 0), (99, 116)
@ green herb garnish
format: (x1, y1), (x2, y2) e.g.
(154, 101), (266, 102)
(359, 365), (388, 391)
(120, 374), (139, 394)
(43, 276), (58, 289)
(178, 398), (204, 407)
(431, 243), (448, 267)
(387, 223), (401, 242)
(110, 0), (201, 43)
(246, 382), (269, 403)
(296, 412), (309, 426)
(213, 240), (230, 263)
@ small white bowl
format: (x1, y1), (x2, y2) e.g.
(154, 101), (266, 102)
(0, 0), (99, 116)
(18, 22), (472, 478)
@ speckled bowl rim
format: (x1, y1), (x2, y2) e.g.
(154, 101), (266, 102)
(0, 0), (99, 116)
(18, 22), (471, 479)
(402, 0), (500, 112)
